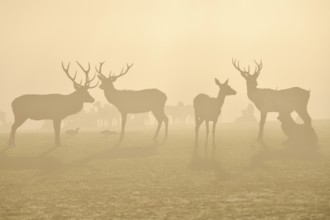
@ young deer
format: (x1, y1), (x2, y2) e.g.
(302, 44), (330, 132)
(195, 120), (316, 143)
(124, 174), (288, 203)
(9, 61), (97, 147)
(232, 59), (311, 141)
(96, 62), (168, 146)
(193, 78), (236, 157)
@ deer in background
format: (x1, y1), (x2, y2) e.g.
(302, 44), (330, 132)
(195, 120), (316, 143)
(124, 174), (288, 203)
(96, 61), (168, 146)
(194, 78), (236, 157)
(9, 61), (98, 147)
(232, 59), (311, 141)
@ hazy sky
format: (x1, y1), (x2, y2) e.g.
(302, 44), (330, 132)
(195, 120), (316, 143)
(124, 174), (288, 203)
(1, 0), (329, 123)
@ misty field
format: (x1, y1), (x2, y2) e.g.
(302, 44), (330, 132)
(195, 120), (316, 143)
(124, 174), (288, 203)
(0, 121), (329, 219)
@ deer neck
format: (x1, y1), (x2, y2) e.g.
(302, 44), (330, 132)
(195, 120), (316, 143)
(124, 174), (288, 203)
(65, 91), (85, 112)
(246, 84), (259, 102)
(104, 87), (121, 105)
(216, 90), (226, 110)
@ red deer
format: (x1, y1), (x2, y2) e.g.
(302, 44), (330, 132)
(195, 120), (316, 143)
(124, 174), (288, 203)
(232, 59), (311, 141)
(9, 61), (97, 147)
(194, 78), (236, 157)
(96, 62), (168, 146)
(277, 112), (317, 148)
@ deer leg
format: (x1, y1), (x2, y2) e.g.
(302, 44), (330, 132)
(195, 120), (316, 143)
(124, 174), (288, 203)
(117, 113), (127, 146)
(53, 119), (62, 146)
(296, 109), (312, 126)
(163, 113), (169, 142)
(258, 112), (267, 141)
(194, 117), (202, 155)
(205, 120), (210, 158)
(9, 117), (27, 147)
(212, 120), (217, 158)
(153, 113), (163, 140)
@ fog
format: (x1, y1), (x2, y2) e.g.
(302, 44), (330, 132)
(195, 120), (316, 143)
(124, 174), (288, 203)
(1, 1), (330, 219)
(1, 0), (330, 127)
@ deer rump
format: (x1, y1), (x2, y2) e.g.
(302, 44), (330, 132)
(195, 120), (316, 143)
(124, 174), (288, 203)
(250, 87), (310, 112)
(105, 89), (167, 113)
(12, 94), (83, 120)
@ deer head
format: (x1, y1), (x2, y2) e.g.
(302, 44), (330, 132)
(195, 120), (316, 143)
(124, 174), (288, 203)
(215, 78), (236, 96)
(96, 61), (134, 91)
(62, 61), (98, 103)
(232, 59), (263, 89)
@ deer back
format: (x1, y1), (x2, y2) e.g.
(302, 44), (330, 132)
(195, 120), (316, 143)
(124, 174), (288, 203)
(12, 93), (84, 120)
(104, 88), (167, 114)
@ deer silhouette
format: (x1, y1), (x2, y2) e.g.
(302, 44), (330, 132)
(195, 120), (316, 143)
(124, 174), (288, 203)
(193, 78), (236, 157)
(232, 59), (311, 141)
(277, 112), (317, 148)
(96, 62), (168, 146)
(9, 61), (97, 147)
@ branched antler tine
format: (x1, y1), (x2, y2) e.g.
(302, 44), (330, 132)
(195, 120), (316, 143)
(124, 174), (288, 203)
(115, 63), (134, 78)
(95, 62), (103, 73)
(232, 59), (243, 73)
(120, 67), (124, 75)
(62, 61), (69, 72)
(244, 66), (250, 74)
(84, 73), (96, 87)
(88, 80), (99, 89)
(95, 61), (107, 78)
(77, 61), (91, 86)
(87, 73), (97, 83)
(74, 70), (78, 81)
(253, 59), (263, 74)
(76, 61), (90, 74)
(62, 61), (79, 85)
(76, 61), (96, 87)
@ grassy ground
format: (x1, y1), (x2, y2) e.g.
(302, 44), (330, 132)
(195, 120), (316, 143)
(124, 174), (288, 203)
(0, 121), (329, 219)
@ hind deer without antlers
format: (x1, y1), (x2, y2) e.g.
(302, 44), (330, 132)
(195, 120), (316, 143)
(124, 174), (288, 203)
(194, 78), (236, 157)
(9, 61), (98, 147)
(232, 59), (311, 141)
(96, 62), (168, 146)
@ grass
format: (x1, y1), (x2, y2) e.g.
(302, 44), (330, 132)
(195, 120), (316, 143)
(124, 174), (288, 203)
(0, 120), (329, 219)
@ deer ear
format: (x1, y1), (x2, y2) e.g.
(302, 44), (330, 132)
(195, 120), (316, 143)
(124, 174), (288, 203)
(215, 78), (221, 86)
(224, 78), (229, 85)
(97, 75), (104, 80)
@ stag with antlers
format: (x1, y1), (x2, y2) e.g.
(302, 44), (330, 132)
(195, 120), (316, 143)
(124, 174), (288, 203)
(194, 78), (236, 157)
(96, 62), (168, 146)
(232, 59), (311, 141)
(9, 61), (98, 147)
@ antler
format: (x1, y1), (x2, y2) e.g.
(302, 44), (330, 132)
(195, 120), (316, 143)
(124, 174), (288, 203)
(232, 58), (251, 77)
(232, 58), (262, 78)
(95, 62), (134, 79)
(76, 61), (98, 88)
(253, 60), (263, 77)
(113, 63), (134, 79)
(95, 61), (111, 79)
(62, 62), (81, 88)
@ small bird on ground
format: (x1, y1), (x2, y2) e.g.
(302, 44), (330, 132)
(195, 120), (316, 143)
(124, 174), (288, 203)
(65, 128), (80, 136)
